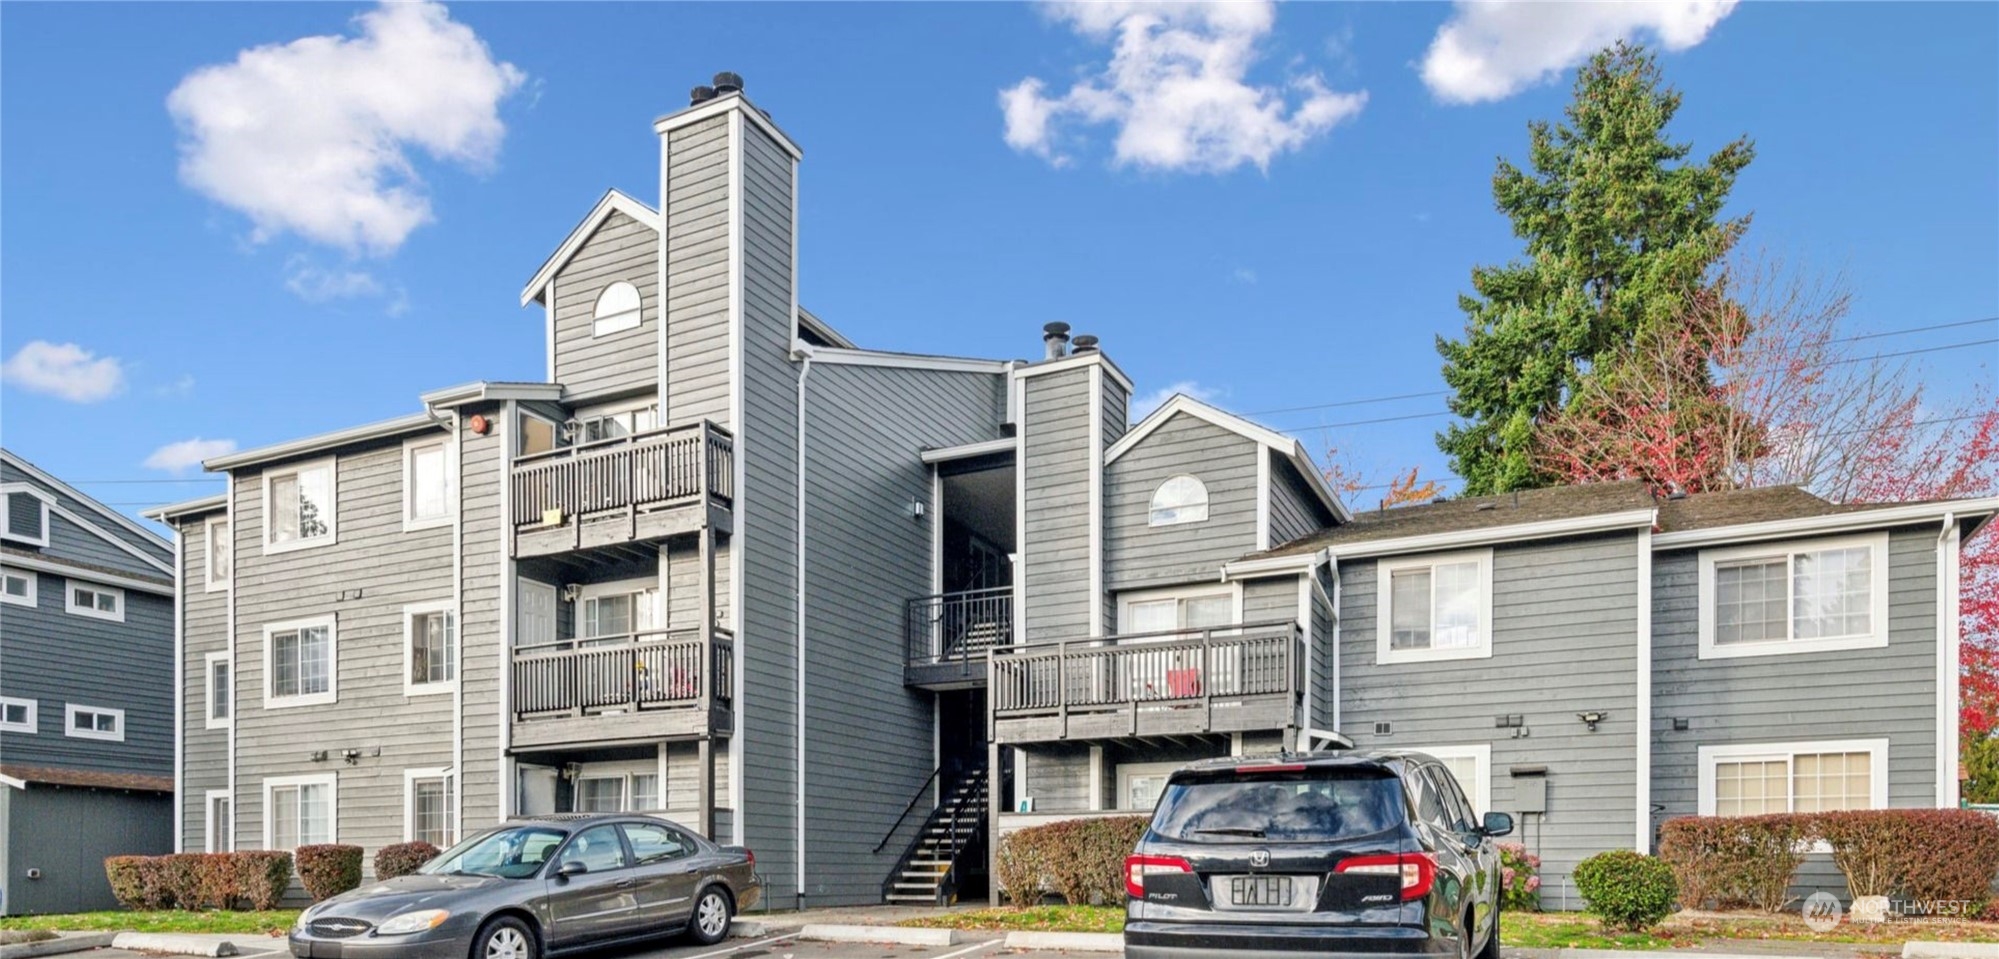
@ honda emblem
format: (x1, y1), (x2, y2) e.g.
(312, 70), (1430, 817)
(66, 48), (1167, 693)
(1249, 849), (1270, 868)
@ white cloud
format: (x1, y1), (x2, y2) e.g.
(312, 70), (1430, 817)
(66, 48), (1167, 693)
(1131, 380), (1222, 421)
(157, 374), (198, 398)
(1421, 1), (1737, 104)
(1, 341), (126, 403)
(1002, 1), (1367, 173)
(1230, 267), (1259, 285)
(167, 1), (525, 255)
(284, 256), (411, 314)
(144, 438), (239, 475)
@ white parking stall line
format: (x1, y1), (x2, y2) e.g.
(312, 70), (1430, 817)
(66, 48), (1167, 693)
(929, 940), (1004, 959)
(677, 933), (798, 959)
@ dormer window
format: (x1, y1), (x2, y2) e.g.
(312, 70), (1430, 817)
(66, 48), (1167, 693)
(1148, 475), (1209, 526)
(592, 281), (642, 336)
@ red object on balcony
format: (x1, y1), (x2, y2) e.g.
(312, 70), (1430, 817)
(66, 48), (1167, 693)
(1166, 668), (1202, 698)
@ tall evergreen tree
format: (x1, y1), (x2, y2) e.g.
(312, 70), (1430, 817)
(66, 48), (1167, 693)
(1436, 42), (1755, 494)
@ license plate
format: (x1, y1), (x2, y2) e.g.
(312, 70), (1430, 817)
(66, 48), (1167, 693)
(1215, 874), (1317, 911)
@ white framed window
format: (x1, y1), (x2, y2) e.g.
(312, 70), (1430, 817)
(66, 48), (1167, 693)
(579, 580), (661, 640)
(0, 696), (37, 733)
(2, 488), (50, 547)
(571, 762), (661, 813)
(205, 652), (231, 729)
(265, 615), (337, 708)
(1118, 585), (1239, 635)
(264, 774), (337, 850)
(204, 516), (231, 592)
(1698, 533), (1890, 660)
(205, 790), (233, 853)
(1376, 549), (1494, 664)
(0, 568), (36, 607)
(576, 399), (660, 444)
(404, 768), (456, 846)
(1117, 761), (1186, 811)
(591, 281), (643, 337)
(1148, 475), (1209, 527)
(65, 581), (125, 622)
(1697, 738), (1888, 816)
(404, 602), (457, 695)
(518, 411), (558, 457)
(1411, 743), (1492, 815)
(64, 703), (124, 742)
(403, 438), (454, 531)
(263, 458), (336, 553)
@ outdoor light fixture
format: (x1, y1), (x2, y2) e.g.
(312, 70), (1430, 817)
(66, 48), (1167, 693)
(342, 749), (363, 765)
(1577, 711), (1606, 732)
(562, 583), (583, 603)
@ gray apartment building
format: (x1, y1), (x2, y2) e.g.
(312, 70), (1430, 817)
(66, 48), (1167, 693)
(151, 77), (1997, 909)
(1, 449), (177, 915)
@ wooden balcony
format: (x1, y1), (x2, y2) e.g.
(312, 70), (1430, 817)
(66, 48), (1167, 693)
(905, 587), (1013, 689)
(989, 622), (1303, 745)
(509, 628), (734, 750)
(511, 421), (733, 559)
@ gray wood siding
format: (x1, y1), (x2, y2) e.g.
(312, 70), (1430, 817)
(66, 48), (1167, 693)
(0, 459), (171, 575)
(459, 409), (505, 830)
(229, 439), (456, 855)
(0, 577), (173, 775)
(1022, 368), (1094, 641)
(1268, 458), (1329, 548)
(801, 362), (1007, 903)
(1650, 527), (1941, 824)
(664, 115), (732, 426)
(1310, 564), (1336, 731)
(1104, 413), (1259, 591)
(552, 211), (659, 403)
(44, 512), (167, 579)
(1340, 533), (1642, 898)
(178, 513), (231, 849)
(1102, 380), (1129, 445)
(1023, 743), (1092, 811)
(1242, 575), (1298, 625)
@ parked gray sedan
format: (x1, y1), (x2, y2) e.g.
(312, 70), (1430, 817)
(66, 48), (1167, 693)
(289, 814), (759, 959)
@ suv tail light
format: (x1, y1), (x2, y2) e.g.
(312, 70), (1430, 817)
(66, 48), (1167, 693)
(1335, 852), (1436, 900)
(1125, 854), (1193, 899)
(745, 849), (755, 868)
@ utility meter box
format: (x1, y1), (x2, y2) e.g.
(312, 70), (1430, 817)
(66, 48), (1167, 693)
(1510, 765), (1548, 814)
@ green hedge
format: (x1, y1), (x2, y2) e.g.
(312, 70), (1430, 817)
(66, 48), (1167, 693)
(1658, 809), (1999, 913)
(1573, 850), (1677, 931)
(374, 842), (441, 881)
(995, 816), (1149, 908)
(105, 852), (293, 911)
(295, 845), (364, 902)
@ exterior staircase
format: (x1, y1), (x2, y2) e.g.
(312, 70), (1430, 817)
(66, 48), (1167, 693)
(882, 763), (988, 904)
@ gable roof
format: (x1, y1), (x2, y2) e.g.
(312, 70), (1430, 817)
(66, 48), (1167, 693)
(1253, 480), (1657, 558)
(520, 189), (661, 306)
(0, 448), (171, 562)
(1109, 394), (1352, 524)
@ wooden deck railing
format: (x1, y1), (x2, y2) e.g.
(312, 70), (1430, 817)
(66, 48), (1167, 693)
(988, 622), (1302, 718)
(511, 421), (733, 530)
(907, 588), (1014, 670)
(511, 628), (734, 720)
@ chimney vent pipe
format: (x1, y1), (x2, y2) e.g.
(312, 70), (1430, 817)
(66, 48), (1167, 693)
(689, 85), (716, 106)
(1072, 334), (1100, 353)
(1042, 322), (1072, 360)
(712, 72), (744, 94)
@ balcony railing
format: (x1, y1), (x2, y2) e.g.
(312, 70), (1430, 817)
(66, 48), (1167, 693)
(906, 587), (1013, 685)
(511, 627), (734, 722)
(510, 421), (733, 550)
(988, 621), (1302, 742)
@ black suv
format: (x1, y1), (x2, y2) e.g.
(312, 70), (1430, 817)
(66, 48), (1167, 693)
(1123, 750), (1513, 959)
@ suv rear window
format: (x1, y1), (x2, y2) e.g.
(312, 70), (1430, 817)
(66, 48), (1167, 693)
(1150, 767), (1406, 843)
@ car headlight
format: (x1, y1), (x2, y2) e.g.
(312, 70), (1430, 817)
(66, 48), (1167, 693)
(375, 910), (451, 935)
(293, 908), (318, 933)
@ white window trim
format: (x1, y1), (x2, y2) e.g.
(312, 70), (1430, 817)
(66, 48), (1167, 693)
(591, 281), (644, 337)
(1697, 532), (1891, 660)
(263, 773), (338, 850)
(0, 696), (37, 734)
(1, 487), (51, 548)
(1696, 738), (1889, 817)
(1115, 582), (1244, 635)
(403, 601), (457, 696)
(203, 515), (231, 593)
(204, 651), (232, 729)
(571, 760), (664, 813)
(1114, 760), (1187, 811)
(403, 767), (456, 844)
(64, 580), (126, 622)
(0, 567), (36, 607)
(1375, 549), (1495, 664)
(1412, 743), (1492, 816)
(1148, 474), (1211, 528)
(401, 437), (455, 532)
(204, 789), (233, 853)
(577, 577), (664, 639)
(517, 410), (559, 457)
(262, 456), (338, 555)
(64, 703), (124, 742)
(264, 614), (338, 709)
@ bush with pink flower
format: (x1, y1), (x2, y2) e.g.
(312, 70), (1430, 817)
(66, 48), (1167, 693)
(1497, 842), (1541, 911)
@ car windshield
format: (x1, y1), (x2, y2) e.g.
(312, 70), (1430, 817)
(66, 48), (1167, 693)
(1151, 767), (1406, 843)
(421, 825), (569, 879)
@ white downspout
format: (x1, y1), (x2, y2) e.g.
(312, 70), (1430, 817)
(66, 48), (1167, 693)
(792, 342), (814, 905)
(172, 523), (184, 853)
(1939, 512), (1961, 808)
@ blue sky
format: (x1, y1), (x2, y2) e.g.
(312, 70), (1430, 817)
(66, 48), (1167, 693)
(2, 1), (1994, 524)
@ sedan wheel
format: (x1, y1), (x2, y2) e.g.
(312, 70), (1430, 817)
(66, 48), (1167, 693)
(476, 917), (536, 959)
(689, 887), (732, 946)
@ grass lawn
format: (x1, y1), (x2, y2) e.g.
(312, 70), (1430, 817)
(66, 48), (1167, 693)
(901, 905), (1125, 934)
(0, 911), (300, 936)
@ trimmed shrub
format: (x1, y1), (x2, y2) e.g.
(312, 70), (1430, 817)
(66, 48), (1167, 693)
(296, 844), (365, 901)
(1657, 814), (1809, 911)
(1880, 809), (1999, 908)
(375, 842), (441, 881)
(996, 815), (1150, 907)
(1496, 842), (1542, 911)
(105, 856), (169, 910)
(235, 852), (294, 910)
(1573, 850), (1677, 931)
(1813, 810), (1916, 899)
(995, 829), (1049, 907)
(158, 854), (210, 909)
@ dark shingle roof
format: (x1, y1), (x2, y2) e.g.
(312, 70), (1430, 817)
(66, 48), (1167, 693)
(1, 764), (173, 793)
(1654, 485), (1865, 533)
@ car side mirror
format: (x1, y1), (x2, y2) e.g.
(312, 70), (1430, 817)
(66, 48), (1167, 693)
(1481, 812), (1514, 838)
(556, 860), (588, 879)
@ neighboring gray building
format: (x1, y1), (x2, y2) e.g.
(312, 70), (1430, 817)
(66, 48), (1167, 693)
(152, 76), (1998, 910)
(1, 449), (177, 915)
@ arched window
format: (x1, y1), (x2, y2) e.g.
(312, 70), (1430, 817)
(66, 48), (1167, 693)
(1149, 475), (1209, 527)
(592, 281), (642, 336)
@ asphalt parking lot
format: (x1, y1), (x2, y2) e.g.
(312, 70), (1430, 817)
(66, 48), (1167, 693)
(78, 933), (1086, 959)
